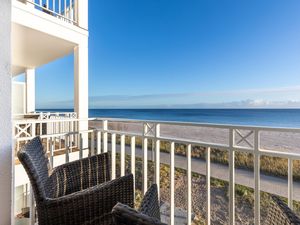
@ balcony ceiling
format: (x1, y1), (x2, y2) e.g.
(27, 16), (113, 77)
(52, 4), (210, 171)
(12, 23), (76, 76)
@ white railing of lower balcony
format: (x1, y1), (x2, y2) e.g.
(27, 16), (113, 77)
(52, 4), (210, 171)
(35, 111), (77, 120)
(13, 111), (77, 120)
(24, 0), (78, 25)
(14, 117), (300, 225)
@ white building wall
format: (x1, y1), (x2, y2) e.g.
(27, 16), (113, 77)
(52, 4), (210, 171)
(0, 0), (13, 224)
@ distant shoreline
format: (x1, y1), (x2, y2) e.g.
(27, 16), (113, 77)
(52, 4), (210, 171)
(38, 108), (300, 110)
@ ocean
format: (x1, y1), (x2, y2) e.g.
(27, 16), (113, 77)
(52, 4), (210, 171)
(38, 109), (300, 128)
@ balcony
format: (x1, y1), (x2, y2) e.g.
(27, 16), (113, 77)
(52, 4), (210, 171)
(16, 0), (78, 25)
(13, 115), (300, 225)
(11, 0), (88, 76)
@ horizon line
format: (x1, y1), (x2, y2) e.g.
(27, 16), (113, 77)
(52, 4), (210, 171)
(37, 107), (300, 110)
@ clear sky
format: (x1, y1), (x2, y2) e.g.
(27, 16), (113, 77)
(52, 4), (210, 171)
(32, 0), (300, 109)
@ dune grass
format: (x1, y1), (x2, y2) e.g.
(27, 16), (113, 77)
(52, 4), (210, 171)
(114, 152), (300, 224)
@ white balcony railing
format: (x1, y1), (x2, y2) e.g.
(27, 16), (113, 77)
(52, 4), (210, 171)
(14, 113), (77, 137)
(14, 117), (300, 225)
(36, 111), (77, 120)
(25, 0), (78, 25)
(13, 111), (77, 119)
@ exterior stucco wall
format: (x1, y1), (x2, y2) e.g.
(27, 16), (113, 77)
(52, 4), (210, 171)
(0, 0), (13, 224)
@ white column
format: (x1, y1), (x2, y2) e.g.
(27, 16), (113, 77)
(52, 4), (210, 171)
(25, 68), (35, 113)
(0, 0), (13, 224)
(74, 41), (88, 147)
(74, 43), (88, 121)
(77, 0), (88, 29)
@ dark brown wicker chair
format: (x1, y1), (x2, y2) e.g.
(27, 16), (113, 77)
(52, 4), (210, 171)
(264, 195), (300, 225)
(17, 136), (134, 225)
(112, 184), (166, 225)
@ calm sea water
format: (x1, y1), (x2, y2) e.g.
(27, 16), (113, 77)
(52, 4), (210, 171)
(38, 109), (300, 128)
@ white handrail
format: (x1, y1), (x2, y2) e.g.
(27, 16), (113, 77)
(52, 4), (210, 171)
(94, 117), (300, 132)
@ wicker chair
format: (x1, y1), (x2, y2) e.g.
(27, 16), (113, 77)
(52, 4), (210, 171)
(264, 195), (300, 225)
(17, 136), (134, 225)
(112, 184), (167, 225)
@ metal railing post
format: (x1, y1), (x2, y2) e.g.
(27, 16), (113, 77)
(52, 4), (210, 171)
(31, 123), (36, 137)
(288, 159), (293, 208)
(50, 137), (54, 168)
(229, 128), (235, 225)
(187, 144), (192, 225)
(111, 133), (116, 179)
(79, 133), (83, 159)
(206, 147), (211, 225)
(96, 130), (101, 154)
(74, 0), (78, 23)
(170, 141), (175, 225)
(29, 185), (35, 225)
(155, 123), (160, 197)
(120, 134), (126, 176)
(254, 130), (260, 225)
(90, 130), (95, 156)
(142, 123), (148, 194)
(65, 134), (69, 162)
(103, 120), (108, 153)
(131, 136), (136, 197)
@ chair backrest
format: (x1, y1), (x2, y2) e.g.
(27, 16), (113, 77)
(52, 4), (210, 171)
(17, 137), (51, 202)
(112, 184), (166, 225)
(264, 195), (300, 225)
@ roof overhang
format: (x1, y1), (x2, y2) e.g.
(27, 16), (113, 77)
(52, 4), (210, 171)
(12, 23), (76, 75)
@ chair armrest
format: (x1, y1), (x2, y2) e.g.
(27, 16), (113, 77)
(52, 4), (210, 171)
(112, 203), (166, 225)
(139, 184), (161, 220)
(40, 174), (134, 225)
(112, 184), (165, 225)
(264, 195), (300, 225)
(50, 152), (111, 197)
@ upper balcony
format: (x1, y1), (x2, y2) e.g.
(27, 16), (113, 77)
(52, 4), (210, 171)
(17, 0), (79, 26)
(11, 0), (88, 76)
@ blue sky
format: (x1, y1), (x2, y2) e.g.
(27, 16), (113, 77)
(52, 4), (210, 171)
(32, 0), (300, 108)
